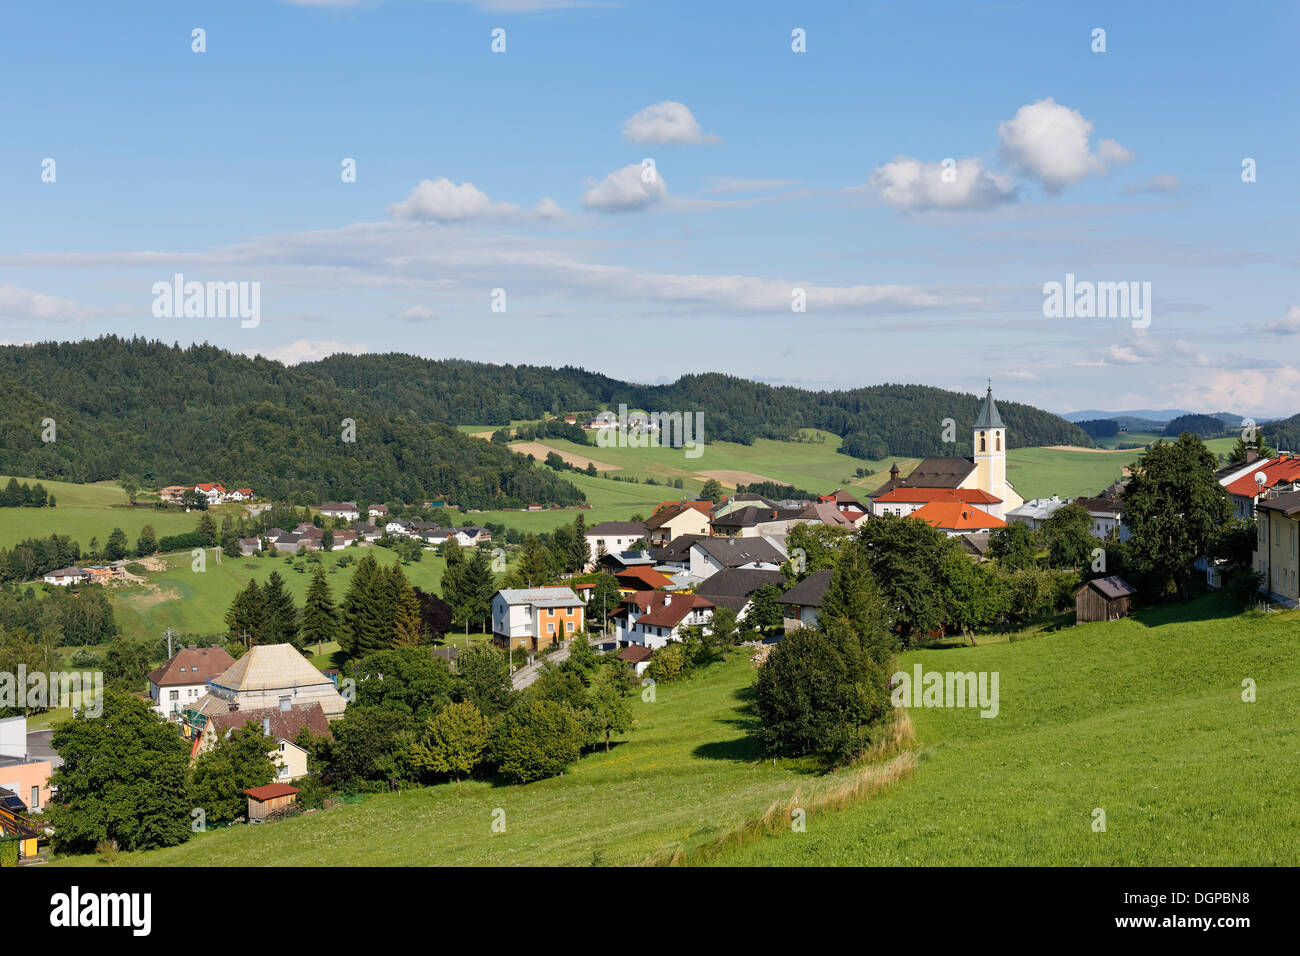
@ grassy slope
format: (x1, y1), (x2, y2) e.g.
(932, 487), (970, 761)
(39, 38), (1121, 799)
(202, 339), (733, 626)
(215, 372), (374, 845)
(1007, 437), (1237, 500)
(0, 477), (205, 551)
(707, 595), (1300, 865)
(51, 595), (1300, 867)
(51, 653), (859, 866)
(109, 547), (449, 644)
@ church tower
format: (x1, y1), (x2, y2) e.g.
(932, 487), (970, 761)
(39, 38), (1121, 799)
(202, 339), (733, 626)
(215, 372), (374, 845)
(973, 382), (1007, 504)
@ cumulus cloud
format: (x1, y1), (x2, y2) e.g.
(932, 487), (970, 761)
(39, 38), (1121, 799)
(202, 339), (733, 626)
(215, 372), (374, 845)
(581, 164), (669, 212)
(0, 283), (89, 322)
(1075, 333), (1207, 368)
(871, 155), (1016, 212)
(621, 101), (720, 146)
(387, 178), (562, 223)
(244, 339), (369, 365)
(1262, 304), (1300, 335)
(998, 98), (1133, 194)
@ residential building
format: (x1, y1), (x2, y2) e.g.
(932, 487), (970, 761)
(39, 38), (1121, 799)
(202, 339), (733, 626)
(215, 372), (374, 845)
(148, 644), (235, 720)
(201, 643), (348, 720)
(238, 537), (262, 556)
(689, 536), (786, 580)
(644, 500), (713, 547)
(777, 569), (832, 632)
(159, 485), (191, 503)
(1073, 495), (1129, 541)
(694, 567), (787, 619)
(194, 702), (332, 782)
(368, 504), (389, 520)
(710, 505), (805, 538)
(42, 566), (87, 586)
(1005, 495), (1071, 530)
(491, 587), (586, 651)
(194, 483), (227, 504)
(618, 591), (715, 649)
(1255, 489), (1300, 606)
(0, 716), (53, 818)
(584, 520), (648, 570)
(319, 502), (361, 522)
(1223, 455), (1300, 520)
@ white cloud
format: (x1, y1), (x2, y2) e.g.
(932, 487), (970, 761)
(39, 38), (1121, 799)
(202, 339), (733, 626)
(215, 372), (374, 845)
(1173, 366), (1300, 418)
(1261, 304), (1300, 335)
(0, 283), (88, 322)
(244, 339), (368, 365)
(1077, 333), (1209, 368)
(387, 178), (562, 223)
(700, 177), (800, 196)
(871, 155), (1016, 212)
(998, 98), (1133, 194)
(621, 101), (720, 146)
(581, 164), (668, 212)
(1125, 173), (1181, 195)
(397, 305), (439, 322)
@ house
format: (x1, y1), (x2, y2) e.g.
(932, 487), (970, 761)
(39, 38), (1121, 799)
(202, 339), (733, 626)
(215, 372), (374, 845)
(148, 644), (236, 720)
(159, 485), (191, 503)
(238, 537), (262, 556)
(271, 532), (314, 553)
(689, 536), (786, 580)
(908, 500), (1006, 536)
(453, 526), (491, 547)
(618, 643), (653, 677)
(710, 505), (806, 538)
(694, 567), (787, 619)
(194, 483), (227, 504)
(818, 489), (869, 516)
(351, 521), (383, 542)
(868, 385), (1024, 515)
(1005, 495), (1071, 530)
(792, 501), (862, 530)
(644, 500), (713, 547)
(0, 716), (53, 820)
(200, 643), (348, 720)
(386, 520), (414, 536)
(614, 564), (674, 593)
(1254, 489), (1300, 606)
(41, 566), (87, 586)
(263, 527), (286, 543)
(621, 591), (715, 649)
(491, 587), (586, 651)
(1073, 495), (1129, 541)
(244, 783), (300, 821)
(584, 521), (648, 570)
(1074, 575), (1137, 623)
(776, 569), (831, 632)
(649, 534), (708, 570)
(596, 550), (658, 574)
(368, 504), (389, 520)
(711, 493), (780, 519)
(327, 530), (358, 550)
(1224, 455), (1300, 520)
(194, 702), (332, 782)
(319, 502), (360, 522)
(83, 565), (125, 583)
(226, 488), (253, 502)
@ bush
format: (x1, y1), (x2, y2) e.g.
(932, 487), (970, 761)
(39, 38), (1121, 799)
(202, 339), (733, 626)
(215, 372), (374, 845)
(492, 699), (584, 784)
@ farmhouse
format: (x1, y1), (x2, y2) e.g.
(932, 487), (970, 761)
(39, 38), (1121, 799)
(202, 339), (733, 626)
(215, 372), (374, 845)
(1074, 575), (1137, 623)
(148, 644), (236, 721)
(491, 587), (586, 651)
(42, 566), (87, 586)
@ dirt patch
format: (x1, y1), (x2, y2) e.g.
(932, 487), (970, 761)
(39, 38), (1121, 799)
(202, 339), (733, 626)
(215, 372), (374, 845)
(135, 556), (169, 572)
(126, 583), (183, 610)
(509, 442), (621, 472)
(695, 469), (779, 488)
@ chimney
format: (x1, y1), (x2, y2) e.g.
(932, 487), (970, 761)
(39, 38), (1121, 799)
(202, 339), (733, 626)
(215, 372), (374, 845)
(1246, 446), (1258, 464)
(664, 594), (671, 606)
(188, 644), (197, 651)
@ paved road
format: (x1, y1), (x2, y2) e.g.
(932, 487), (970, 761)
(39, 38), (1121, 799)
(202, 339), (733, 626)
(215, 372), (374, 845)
(509, 635), (610, 689)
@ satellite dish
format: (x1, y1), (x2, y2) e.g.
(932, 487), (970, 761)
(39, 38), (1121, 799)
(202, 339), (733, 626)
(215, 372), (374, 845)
(1256, 471), (1267, 487)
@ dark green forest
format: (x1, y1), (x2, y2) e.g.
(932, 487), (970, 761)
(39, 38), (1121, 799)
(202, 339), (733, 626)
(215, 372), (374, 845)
(0, 338), (1093, 503)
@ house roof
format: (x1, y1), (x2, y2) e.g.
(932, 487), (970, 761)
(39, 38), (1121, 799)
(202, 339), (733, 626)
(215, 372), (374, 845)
(244, 783), (300, 802)
(148, 645), (235, 688)
(973, 385), (1005, 429)
(587, 521), (647, 536)
(1077, 575), (1137, 600)
(650, 534), (709, 564)
(1073, 496), (1122, 517)
(777, 569), (832, 608)
(646, 501), (712, 530)
(44, 566), (85, 578)
(870, 457), (977, 496)
(618, 644), (653, 663)
(820, 489), (867, 508)
(615, 565), (674, 589)
(874, 487), (1002, 505)
(210, 643), (336, 694)
(909, 500), (1006, 530)
(794, 501), (858, 527)
(598, 550), (656, 569)
(205, 702), (332, 744)
(1224, 456), (1300, 497)
(1005, 496), (1069, 520)
(691, 536), (786, 568)
(635, 592), (715, 628)
(695, 568), (788, 612)
(496, 586), (585, 608)
(319, 502), (359, 511)
(195, 483), (225, 492)
(711, 505), (803, 529)
(1256, 489), (1300, 517)
(961, 531), (993, 556)
(368, 504), (388, 512)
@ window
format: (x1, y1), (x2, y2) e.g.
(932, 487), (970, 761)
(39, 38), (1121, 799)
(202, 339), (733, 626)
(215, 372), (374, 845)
(566, 622), (574, 632)
(169, 690), (179, 701)
(996, 434), (1001, 451)
(32, 786), (39, 811)
(979, 432), (986, 452)
(548, 623), (555, 634)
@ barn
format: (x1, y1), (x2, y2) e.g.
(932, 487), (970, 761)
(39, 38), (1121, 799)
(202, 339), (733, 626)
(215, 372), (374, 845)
(1075, 575), (1137, 624)
(244, 783), (300, 821)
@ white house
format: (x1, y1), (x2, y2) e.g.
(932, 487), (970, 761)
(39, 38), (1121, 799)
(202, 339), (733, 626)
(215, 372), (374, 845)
(688, 537), (785, 581)
(613, 591), (715, 650)
(368, 504), (389, 520)
(491, 587), (586, 651)
(42, 566), (87, 586)
(319, 502), (361, 522)
(147, 644), (236, 721)
(1005, 495), (1071, 530)
(584, 521), (647, 570)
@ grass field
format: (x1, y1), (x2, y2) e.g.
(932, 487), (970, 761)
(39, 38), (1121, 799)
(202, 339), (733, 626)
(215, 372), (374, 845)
(0, 476), (226, 551)
(106, 547), (451, 644)
(49, 593), (1300, 867)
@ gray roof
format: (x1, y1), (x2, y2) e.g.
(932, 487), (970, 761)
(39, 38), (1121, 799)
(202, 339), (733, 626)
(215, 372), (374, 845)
(1006, 496), (1070, 521)
(1079, 575), (1137, 600)
(587, 521), (647, 536)
(777, 569), (832, 608)
(692, 536), (786, 568)
(496, 587), (584, 607)
(871, 457), (976, 496)
(973, 386), (1005, 429)
(695, 568), (788, 612)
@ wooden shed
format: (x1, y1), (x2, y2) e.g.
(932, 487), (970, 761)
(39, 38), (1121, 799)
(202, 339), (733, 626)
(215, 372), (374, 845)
(1075, 575), (1137, 623)
(244, 783), (300, 821)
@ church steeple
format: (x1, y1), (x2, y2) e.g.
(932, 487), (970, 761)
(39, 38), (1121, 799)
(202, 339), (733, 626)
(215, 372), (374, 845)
(973, 381), (1007, 507)
(974, 382), (1005, 430)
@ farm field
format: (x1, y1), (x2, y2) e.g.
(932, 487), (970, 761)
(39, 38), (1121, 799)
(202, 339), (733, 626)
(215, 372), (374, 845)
(50, 593), (1297, 867)
(1006, 438), (1237, 500)
(707, 595), (1300, 866)
(105, 547), (451, 645)
(0, 476), (219, 551)
(50, 650), (868, 866)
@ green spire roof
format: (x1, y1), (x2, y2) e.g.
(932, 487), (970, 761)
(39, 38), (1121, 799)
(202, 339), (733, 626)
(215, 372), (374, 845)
(974, 385), (1005, 429)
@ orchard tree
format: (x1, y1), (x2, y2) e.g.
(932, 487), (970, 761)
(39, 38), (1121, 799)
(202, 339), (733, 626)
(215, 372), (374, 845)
(411, 701), (492, 782)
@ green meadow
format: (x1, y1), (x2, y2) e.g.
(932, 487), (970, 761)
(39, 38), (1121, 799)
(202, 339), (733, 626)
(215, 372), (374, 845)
(50, 594), (1300, 867)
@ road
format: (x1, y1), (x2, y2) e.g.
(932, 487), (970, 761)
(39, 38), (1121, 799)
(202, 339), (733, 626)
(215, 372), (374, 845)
(509, 634), (610, 689)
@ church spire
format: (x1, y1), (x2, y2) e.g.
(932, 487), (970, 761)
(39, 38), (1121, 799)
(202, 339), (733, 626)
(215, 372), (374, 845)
(974, 382), (1005, 430)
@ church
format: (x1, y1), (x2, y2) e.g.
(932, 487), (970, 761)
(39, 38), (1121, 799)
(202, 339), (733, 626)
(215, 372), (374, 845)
(868, 385), (1024, 528)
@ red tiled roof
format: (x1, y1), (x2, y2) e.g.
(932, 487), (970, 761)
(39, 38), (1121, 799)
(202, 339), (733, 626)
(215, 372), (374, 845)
(635, 592), (714, 628)
(909, 500), (1006, 530)
(615, 565), (673, 588)
(874, 487), (1002, 505)
(618, 644), (653, 663)
(244, 783), (300, 801)
(147, 645), (235, 687)
(1225, 457), (1300, 497)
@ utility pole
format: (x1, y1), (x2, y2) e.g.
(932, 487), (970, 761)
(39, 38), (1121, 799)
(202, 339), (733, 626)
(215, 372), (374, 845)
(166, 627), (174, 659)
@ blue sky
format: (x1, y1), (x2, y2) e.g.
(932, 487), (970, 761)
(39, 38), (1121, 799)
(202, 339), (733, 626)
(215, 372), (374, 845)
(2, 0), (1297, 416)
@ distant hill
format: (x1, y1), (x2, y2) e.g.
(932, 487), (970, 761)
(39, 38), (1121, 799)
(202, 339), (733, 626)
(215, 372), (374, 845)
(1064, 409), (1274, 428)
(0, 337), (1093, 503)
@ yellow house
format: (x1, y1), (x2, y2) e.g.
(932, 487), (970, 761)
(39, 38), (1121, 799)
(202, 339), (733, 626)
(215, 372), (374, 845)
(1255, 490), (1300, 606)
(192, 702), (332, 782)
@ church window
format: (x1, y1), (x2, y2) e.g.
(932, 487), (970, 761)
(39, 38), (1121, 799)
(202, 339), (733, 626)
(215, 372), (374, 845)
(979, 432), (986, 452)
(996, 434), (1001, 451)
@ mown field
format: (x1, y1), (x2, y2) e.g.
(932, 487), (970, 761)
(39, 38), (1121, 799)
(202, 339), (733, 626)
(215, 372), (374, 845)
(50, 593), (1300, 867)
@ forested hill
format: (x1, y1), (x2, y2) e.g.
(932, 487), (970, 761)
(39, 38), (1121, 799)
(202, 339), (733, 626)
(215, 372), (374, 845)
(0, 339), (1092, 503)
(0, 338), (585, 510)
(304, 354), (1093, 456)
